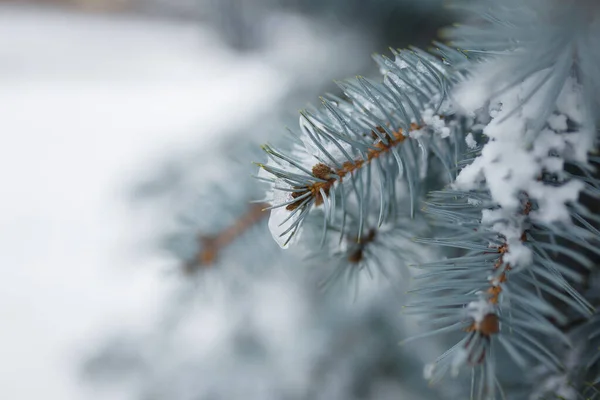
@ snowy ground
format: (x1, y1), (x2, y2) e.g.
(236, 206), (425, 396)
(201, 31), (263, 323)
(0, 5), (370, 399)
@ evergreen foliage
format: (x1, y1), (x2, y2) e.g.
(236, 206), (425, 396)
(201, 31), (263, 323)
(86, 0), (600, 399)
(254, 0), (600, 397)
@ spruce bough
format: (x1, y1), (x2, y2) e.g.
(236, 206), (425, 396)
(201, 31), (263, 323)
(256, 0), (600, 398)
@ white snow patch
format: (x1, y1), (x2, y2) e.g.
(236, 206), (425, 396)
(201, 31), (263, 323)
(455, 65), (588, 225)
(422, 108), (450, 138)
(467, 197), (482, 206)
(548, 114), (568, 131)
(465, 132), (477, 149)
(466, 298), (495, 323)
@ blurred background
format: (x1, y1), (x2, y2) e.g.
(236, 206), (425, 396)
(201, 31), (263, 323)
(0, 1), (453, 399)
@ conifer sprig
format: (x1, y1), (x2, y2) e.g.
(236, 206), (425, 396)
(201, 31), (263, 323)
(302, 210), (428, 294)
(185, 202), (268, 272)
(409, 188), (595, 396)
(404, 2), (600, 393)
(257, 49), (461, 249)
(252, 1), (600, 398)
(157, 142), (281, 276)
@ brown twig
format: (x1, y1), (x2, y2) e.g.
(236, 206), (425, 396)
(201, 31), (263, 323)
(184, 203), (268, 273)
(347, 228), (377, 264)
(464, 201), (532, 344)
(287, 124), (419, 211)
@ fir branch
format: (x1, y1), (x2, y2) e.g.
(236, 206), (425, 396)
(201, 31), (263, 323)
(408, 26), (600, 394)
(257, 49), (460, 248)
(249, 2), (600, 398)
(409, 189), (595, 398)
(447, 0), (600, 143)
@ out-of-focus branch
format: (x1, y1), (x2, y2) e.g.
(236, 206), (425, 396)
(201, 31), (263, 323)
(184, 203), (269, 273)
